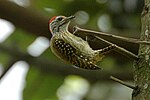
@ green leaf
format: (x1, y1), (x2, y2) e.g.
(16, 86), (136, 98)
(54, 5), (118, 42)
(0, 52), (10, 67)
(23, 66), (64, 100)
(4, 28), (36, 52)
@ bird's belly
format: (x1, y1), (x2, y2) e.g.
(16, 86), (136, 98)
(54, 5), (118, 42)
(51, 39), (78, 62)
(50, 39), (100, 69)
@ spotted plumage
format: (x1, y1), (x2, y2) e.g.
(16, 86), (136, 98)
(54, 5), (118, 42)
(49, 16), (116, 70)
(51, 38), (103, 70)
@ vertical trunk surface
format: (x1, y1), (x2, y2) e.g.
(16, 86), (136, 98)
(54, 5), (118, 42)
(132, 0), (150, 100)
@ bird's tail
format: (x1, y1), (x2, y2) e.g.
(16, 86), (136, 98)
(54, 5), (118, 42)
(100, 44), (116, 54)
(95, 44), (116, 56)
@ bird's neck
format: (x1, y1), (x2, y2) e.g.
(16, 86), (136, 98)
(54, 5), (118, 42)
(58, 23), (69, 33)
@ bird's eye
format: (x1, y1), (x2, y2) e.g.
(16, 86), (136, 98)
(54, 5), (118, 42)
(56, 17), (64, 21)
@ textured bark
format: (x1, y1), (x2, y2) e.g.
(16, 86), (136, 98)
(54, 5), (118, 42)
(132, 0), (150, 99)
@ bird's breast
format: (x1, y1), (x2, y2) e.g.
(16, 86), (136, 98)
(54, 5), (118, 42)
(50, 38), (77, 62)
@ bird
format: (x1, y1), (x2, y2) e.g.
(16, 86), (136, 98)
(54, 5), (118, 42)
(48, 15), (116, 70)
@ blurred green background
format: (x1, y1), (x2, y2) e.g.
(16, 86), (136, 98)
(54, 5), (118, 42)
(0, 0), (143, 100)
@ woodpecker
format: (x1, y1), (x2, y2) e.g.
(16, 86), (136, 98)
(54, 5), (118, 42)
(48, 16), (116, 70)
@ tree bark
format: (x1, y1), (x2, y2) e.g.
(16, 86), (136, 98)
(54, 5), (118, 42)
(132, 0), (150, 99)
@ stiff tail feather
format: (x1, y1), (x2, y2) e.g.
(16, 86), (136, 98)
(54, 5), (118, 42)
(96, 44), (116, 55)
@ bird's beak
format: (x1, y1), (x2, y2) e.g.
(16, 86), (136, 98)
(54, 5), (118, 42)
(64, 16), (75, 22)
(60, 16), (75, 26)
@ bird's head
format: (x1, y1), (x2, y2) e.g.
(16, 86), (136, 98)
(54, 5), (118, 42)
(48, 16), (75, 35)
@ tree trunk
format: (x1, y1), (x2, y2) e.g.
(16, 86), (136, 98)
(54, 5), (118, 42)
(132, 0), (150, 100)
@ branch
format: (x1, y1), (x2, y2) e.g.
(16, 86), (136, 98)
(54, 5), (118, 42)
(95, 36), (138, 60)
(110, 76), (137, 90)
(0, 0), (139, 55)
(74, 26), (150, 45)
(0, 0), (50, 38)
